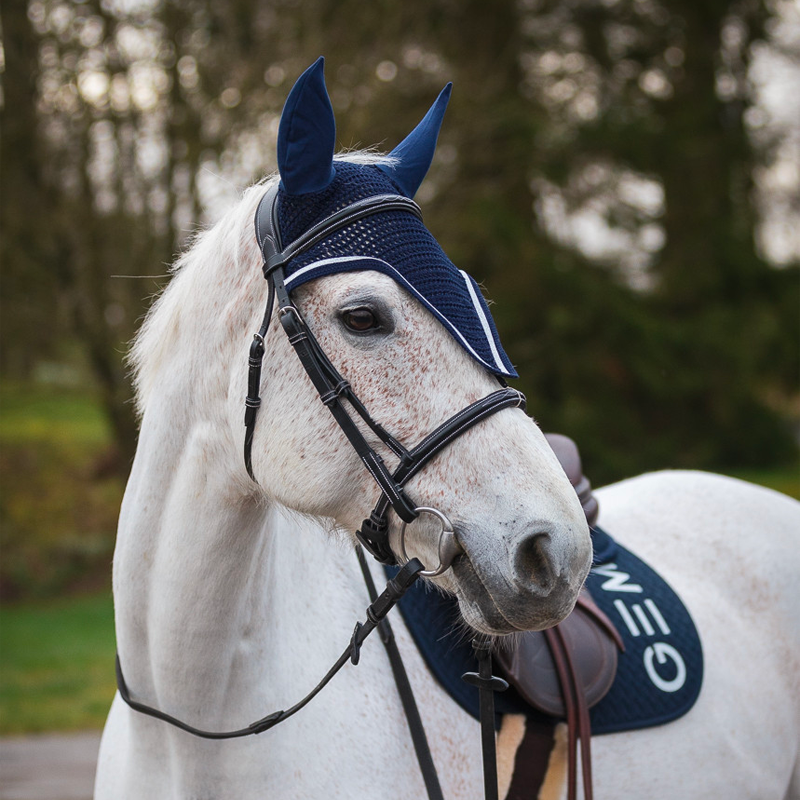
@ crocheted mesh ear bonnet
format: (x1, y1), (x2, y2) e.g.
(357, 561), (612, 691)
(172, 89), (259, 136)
(274, 59), (517, 379)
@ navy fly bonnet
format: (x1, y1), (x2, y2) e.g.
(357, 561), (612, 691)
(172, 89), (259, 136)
(272, 58), (516, 378)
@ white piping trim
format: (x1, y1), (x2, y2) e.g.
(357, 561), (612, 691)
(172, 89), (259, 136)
(284, 256), (367, 288)
(283, 256), (513, 376)
(460, 270), (506, 373)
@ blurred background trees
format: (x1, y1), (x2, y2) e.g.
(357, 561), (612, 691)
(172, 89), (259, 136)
(1, 0), (798, 595)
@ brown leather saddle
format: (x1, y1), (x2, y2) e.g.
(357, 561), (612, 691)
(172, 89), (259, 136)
(494, 434), (623, 800)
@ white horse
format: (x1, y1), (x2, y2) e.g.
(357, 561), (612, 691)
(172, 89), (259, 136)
(93, 168), (594, 798)
(95, 62), (800, 799)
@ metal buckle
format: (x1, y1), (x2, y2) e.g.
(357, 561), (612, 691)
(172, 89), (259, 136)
(399, 507), (463, 577)
(278, 304), (304, 323)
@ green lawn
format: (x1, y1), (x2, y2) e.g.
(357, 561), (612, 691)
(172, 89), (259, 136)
(0, 592), (116, 733)
(1, 382), (119, 731)
(0, 382), (123, 601)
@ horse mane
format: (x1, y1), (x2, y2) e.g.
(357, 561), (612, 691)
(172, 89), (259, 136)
(129, 151), (396, 416)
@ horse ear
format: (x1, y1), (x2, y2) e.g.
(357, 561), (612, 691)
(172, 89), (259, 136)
(277, 57), (337, 196)
(378, 83), (452, 199)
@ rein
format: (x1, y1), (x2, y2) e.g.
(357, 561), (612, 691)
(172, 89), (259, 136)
(115, 557), (425, 738)
(117, 182), (520, 800)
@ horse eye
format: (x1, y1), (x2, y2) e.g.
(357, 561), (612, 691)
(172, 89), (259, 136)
(342, 307), (379, 333)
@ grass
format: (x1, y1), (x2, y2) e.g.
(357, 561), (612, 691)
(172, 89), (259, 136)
(0, 592), (116, 733)
(0, 380), (120, 731)
(0, 382), (124, 601)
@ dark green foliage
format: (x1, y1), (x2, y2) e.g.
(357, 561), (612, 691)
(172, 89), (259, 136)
(1, 0), (797, 490)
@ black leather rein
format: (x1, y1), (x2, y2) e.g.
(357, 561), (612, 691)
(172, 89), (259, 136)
(115, 557), (426, 739)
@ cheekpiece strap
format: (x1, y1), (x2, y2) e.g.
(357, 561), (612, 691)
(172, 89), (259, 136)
(248, 184), (424, 527)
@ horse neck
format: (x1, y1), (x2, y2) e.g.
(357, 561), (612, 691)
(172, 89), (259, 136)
(109, 392), (242, 695)
(113, 181), (381, 731)
(116, 182), (275, 664)
(114, 376), (351, 731)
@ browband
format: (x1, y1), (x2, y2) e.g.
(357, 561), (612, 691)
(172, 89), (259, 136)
(256, 184), (422, 275)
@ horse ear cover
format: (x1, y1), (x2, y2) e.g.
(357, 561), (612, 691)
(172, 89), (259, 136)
(277, 57), (337, 196)
(273, 64), (515, 377)
(278, 58), (452, 199)
(378, 83), (452, 199)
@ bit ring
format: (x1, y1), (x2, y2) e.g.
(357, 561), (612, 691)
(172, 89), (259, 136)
(399, 507), (463, 577)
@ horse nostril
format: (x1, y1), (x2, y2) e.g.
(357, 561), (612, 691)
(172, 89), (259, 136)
(514, 532), (554, 591)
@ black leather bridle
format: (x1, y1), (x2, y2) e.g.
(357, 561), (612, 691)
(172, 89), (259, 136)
(246, 182), (526, 565)
(117, 182), (520, 800)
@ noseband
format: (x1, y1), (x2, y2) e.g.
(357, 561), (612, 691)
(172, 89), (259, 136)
(246, 182), (526, 565)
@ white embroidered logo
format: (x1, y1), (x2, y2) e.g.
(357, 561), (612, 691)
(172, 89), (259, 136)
(595, 563), (688, 693)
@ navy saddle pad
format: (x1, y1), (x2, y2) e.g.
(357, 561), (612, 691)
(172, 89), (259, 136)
(388, 526), (703, 735)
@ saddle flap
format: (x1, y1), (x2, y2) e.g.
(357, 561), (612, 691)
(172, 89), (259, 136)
(496, 589), (622, 718)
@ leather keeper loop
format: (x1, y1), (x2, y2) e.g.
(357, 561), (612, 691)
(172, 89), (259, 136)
(391, 489), (418, 524)
(356, 516), (395, 565)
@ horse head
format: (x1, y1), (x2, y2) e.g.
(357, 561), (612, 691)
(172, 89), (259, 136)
(242, 58), (591, 634)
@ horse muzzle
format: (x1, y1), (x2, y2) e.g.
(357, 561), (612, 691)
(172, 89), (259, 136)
(450, 521), (592, 635)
